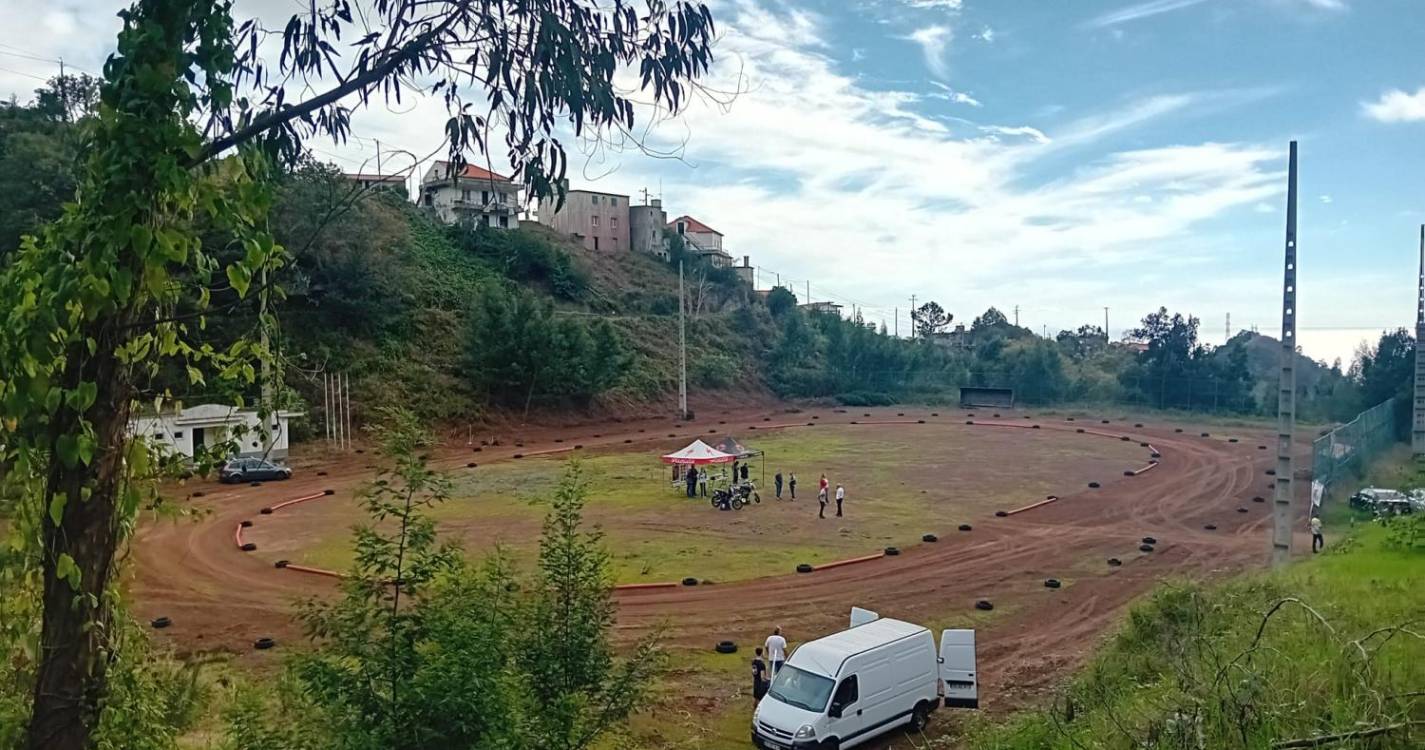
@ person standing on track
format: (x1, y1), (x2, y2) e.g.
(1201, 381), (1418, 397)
(818, 485), (828, 519)
(788, 472), (797, 499)
(764, 626), (788, 678)
(699, 467), (709, 497)
(741, 462), (749, 481)
(774, 471), (784, 499)
(835, 483), (845, 517)
(685, 466), (697, 498)
(751, 647), (769, 706)
(1311, 515), (1324, 553)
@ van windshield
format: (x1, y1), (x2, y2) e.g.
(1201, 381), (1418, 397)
(766, 665), (834, 713)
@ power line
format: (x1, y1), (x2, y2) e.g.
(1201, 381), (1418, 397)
(0, 64), (48, 82)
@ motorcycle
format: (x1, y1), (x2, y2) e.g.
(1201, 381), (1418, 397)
(735, 480), (761, 505)
(711, 487), (745, 511)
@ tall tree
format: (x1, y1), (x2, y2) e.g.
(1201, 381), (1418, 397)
(912, 301), (952, 338)
(0, 2), (716, 748)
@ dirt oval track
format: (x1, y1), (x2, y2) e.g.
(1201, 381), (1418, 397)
(131, 407), (1304, 711)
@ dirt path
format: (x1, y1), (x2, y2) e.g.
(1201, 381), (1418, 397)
(131, 406), (1301, 718)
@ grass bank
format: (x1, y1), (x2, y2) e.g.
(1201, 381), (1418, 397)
(950, 488), (1425, 749)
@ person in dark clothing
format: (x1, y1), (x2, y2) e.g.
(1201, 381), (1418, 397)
(741, 463), (749, 481)
(751, 647), (769, 705)
(685, 466), (697, 498)
(774, 472), (784, 499)
(788, 473), (797, 499)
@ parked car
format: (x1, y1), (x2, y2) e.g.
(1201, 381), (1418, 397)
(752, 608), (977, 749)
(1349, 487), (1413, 517)
(219, 457), (292, 483)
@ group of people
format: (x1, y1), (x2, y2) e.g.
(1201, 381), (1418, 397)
(771, 471), (847, 519)
(681, 460), (753, 498)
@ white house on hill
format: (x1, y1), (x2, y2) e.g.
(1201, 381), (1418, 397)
(128, 404), (302, 460)
(419, 161), (521, 228)
(669, 215), (732, 268)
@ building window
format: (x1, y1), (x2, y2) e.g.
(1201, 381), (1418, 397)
(676, 221), (686, 234)
(461, 189), (471, 201)
(594, 236), (600, 251)
(610, 217), (619, 229)
(591, 215), (600, 227)
(592, 195), (600, 205)
(481, 190), (490, 204)
(173, 431), (184, 439)
(610, 196), (618, 206)
(499, 215), (509, 228)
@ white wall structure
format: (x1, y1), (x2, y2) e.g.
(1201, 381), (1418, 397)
(535, 189), (630, 251)
(418, 161), (521, 228)
(628, 198), (669, 259)
(669, 215), (732, 268)
(128, 404), (303, 460)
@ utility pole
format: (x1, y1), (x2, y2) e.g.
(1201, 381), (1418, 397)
(894, 307), (899, 338)
(1413, 225), (1425, 457)
(375, 139), (383, 175)
(1013, 305), (1019, 327)
(1103, 307), (1110, 342)
(1226, 312), (1231, 343)
(806, 280), (811, 305)
(679, 260), (688, 420)
(1272, 140), (1299, 568)
(909, 295), (918, 339)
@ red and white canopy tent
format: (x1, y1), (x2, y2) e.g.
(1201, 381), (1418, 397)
(661, 439), (737, 465)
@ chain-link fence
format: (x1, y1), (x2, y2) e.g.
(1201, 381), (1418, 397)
(1311, 397), (1400, 495)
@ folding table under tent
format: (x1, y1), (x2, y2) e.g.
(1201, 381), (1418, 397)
(661, 439), (737, 488)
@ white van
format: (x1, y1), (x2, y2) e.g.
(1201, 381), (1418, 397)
(751, 608), (978, 749)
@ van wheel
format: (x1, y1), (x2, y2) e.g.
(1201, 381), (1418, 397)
(908, 701), (931, 732)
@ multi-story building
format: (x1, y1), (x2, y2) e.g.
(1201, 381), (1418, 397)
(418, 161), (521, 228)
(629, 198), (670, 259)
(343, 172), (407, 193)
(535, 189), (629, 251)
(669, 215), (732, 268)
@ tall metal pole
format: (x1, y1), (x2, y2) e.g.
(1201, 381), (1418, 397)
(344, 373), (353, 450)
(1413, 225), (1425, 457)
(1103, 307), (1110, 342)
(909, 295), (917, 339)
(1272, 140), (1299, 568)
(323, 373), (331, 445)
(678, 261), (688, 420)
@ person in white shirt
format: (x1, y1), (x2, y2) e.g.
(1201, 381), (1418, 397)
(835, 484), (846, 518)
(1310, 516), (1324, 553)
(764, 626), (788, 678)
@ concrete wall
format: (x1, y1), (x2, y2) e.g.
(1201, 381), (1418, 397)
(629, 200), (669, 258)
(536, 190), (630, 251)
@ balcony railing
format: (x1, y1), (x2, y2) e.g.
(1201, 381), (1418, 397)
(452, 199), (518, 214)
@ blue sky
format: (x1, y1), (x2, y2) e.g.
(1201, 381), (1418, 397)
(3, 0), (1424, 365)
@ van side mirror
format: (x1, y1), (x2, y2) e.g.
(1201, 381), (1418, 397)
(828, 703), (843, 719)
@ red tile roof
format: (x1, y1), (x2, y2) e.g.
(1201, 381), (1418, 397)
(668, 215), (722, 236)
(428, 160), (513, 183)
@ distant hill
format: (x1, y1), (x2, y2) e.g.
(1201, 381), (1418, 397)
(1222, 330), (1334, 391)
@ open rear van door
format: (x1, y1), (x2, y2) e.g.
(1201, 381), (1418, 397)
(938, 629), (978, 709)
(849, 607), (880, 627)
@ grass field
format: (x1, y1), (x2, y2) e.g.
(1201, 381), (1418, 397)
(288, 423), (1144, 584)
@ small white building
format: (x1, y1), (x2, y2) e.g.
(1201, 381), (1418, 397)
(668, 215), (732, 268)
(418, 161), (522, 228)
(128, 404), (302, 460)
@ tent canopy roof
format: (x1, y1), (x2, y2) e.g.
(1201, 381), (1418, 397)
(711, 436), (762, 458)
(661, 439), (736, 465)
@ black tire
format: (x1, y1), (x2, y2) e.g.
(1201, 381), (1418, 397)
(1142, 536), (1157, 545)
(1076, 428), (1085, 433)
(254, 637), (275, 650)
(715, 640), (737, 654)
(1032, 424), (1041, 429)
(575, 444), (584, 449)
(1101, 419), (1110, 424)
(1044, 579), (1061, 589)
(931, 412), (940, 417)
(1135, 423), (1144, 428)
(259, 507), (272, 515)
(908, 701), (931, 732)
(884, 546), (901, 556)
(1107, 557), (1122, 566)
(918, 419), (926, 424)
(274, 560), (289, 568)
(731, 497), (744, 511)
(1151, 452), (1162, 458)
(1204, 524), (1218, 530)
(249, 481), (262, 487)
(1265, 469), (1276, 476)
(512, 453), (524, 459)
(1175, 428), (1183, 433)
(1253, 496), (1265, 503)
(151, 616), (171, 629)
(993, 413), (1001, 418)
(1120, 436), (1130, 441)
(682, 577), (699, 587)
(191, 491), (206, 498)
(1066, 417), (1075, 421)
(239, 520), (253, 528)
(796, 563), (814, 574)
(1229, 438), (1239, 443)
(958, 524), (973, 532)
(1201, 432), (1211, 437)
(1259, 445), (1268, 450)
(624, 439), (633, 444)
(1124, 470), (1136, 476)
(240, 542), (257, 552)
(975, 599), (994, 611)
(323, 489), (335, 496)
(1088, 482), (1101, 488)
(995, 510), (1008, 517)
(1237, 507), (1249, 513)
(1139, 543), (1154, 553)
(922, 533), (938, 543)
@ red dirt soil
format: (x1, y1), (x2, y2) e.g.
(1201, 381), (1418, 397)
(131, 406), (1303, 717)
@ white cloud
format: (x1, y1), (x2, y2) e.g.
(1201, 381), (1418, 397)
(1298, 0), (1347, 9)
(974, 26), (996, 43)
(904, 25), (953, 79)
(898, 0), (963, 9)
(1084, 0), (1211, 28)
(1362, 87), (1425, 123)
(1254, 202), (1275, 213)
(1319, 194), (1333, 204)
(979, 125), (1050, 144)
(928, 81), (981, 107)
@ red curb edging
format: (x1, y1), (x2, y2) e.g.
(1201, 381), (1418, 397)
(1127, 462), (1159, 477)
(614, 581), (681, 591)
(267, 491), (329, 513)
(1004, 496), (1058, 516)
(233, 523), (245, 549)
(856, 420), (922, 425)
(811, 551), (885, 572)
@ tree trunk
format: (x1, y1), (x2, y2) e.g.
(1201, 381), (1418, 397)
(28, 342), (133, 750)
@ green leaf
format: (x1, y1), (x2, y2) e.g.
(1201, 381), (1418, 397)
(55, 434), (79, 468)
(226, 264), (251, 298)
(130, 225), (153, 255)
(49, 494), (66, 526)
(76, 434), (96, 466)
(55, 553), (78, 587)
(186, 365), (204, 385)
